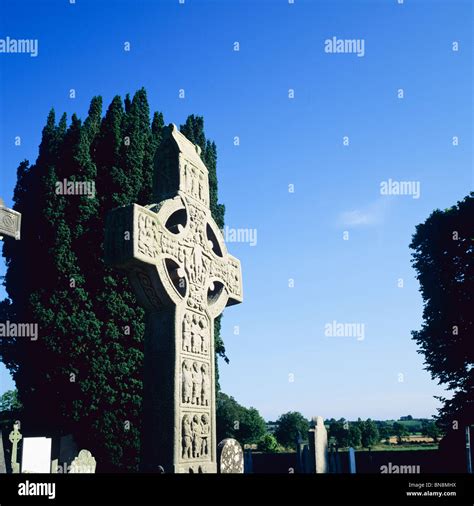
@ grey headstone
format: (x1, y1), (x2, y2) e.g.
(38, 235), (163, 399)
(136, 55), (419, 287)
(349, 447), (356, 473)
(217, 438), (244, 474)
(0, 434), (6, 473)
(308, 416), (328, 473)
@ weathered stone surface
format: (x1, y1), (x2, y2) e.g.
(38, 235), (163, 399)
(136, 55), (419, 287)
(308, 416), (328, 474)
(0, 198), (21, 240)
(105, 124), (243, 473)
(217, 438), (244, 474)
(0, 434), (6, 473)
(69, 449), (96, 473)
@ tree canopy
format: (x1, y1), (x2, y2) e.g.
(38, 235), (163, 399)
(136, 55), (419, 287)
(274, 411), (310, 449)
(216, 392), (266, 444)
(410, 193), (474, 426)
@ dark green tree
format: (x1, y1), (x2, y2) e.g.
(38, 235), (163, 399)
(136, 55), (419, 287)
(215, 392), (266, 444)
(422, 421), (442, 443)
(257, 433), (280, 453)
(0, 390), (22, 412)
(274, 411), (310, 449)
(216, 392), (241, 443)
(393, 422), (409, 444)
(348, 423), (362, 448)
(410, 194), (474, 426)
(238, 407), (267, 444)
(360, 419), (379, 449)
(328, 419), (347, 448)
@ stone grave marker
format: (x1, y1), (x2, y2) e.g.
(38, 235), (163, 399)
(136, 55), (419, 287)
(22, 437), (52, 473)
(0, 434), (6, 473)
(8, 421), (22, 474)
(69, 449), (96, 473)
(308, 416), (328, 473)
(217, 438), (244, 474)
(0, 197), (21, 240)
(105, 124), (243, 473)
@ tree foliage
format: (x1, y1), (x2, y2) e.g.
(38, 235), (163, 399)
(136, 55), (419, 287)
(393, 422), (409, 444)
(410, 194), (474, 426)
(0, 390), (22, 412)
(422, 421), (442, 443)
(257, 433), (280, 453)
(274, 411), (310, 449)
(216, 392), (266, 444)
(360, 419), (379, 449)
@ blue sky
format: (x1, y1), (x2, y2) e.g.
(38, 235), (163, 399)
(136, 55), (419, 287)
(0, 0), (472, 421)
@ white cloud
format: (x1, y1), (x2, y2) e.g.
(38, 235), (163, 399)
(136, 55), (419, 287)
(339, 198), (392, 227)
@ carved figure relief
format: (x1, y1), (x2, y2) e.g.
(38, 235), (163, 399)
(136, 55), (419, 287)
(182, 313), (192, 352)
(182, 359), (210, 407)
(182, 312), (209, 355)
(200, 414), (210, 457)
(181, 412), (211, 460)
(192, 362), (202, 405)
(182, 415), (192, 459)
(201, 364), (210, 406)
(182, 360), (192, 404)
(192, 415), (202, 458)
(137, 212), (159, 258)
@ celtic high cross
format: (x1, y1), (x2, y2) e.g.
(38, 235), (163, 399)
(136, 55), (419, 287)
(105, 124), (243, 473)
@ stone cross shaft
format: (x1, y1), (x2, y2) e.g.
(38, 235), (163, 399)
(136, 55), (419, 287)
(105, 124), (243, 473)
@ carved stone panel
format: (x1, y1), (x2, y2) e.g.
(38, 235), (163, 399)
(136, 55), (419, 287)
(181, 413), (211, 461)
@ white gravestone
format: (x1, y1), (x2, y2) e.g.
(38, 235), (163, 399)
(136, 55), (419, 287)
(21, 437), (52, 473)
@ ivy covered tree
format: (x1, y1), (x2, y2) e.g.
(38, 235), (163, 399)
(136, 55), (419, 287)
(0, 89), (226, 471)
(410, 194), (474, 427)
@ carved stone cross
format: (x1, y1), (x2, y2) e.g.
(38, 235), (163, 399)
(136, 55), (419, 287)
(0, 197), (21, 240)
(105, 124), (243, 473)
(8, 421), (22, 474)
